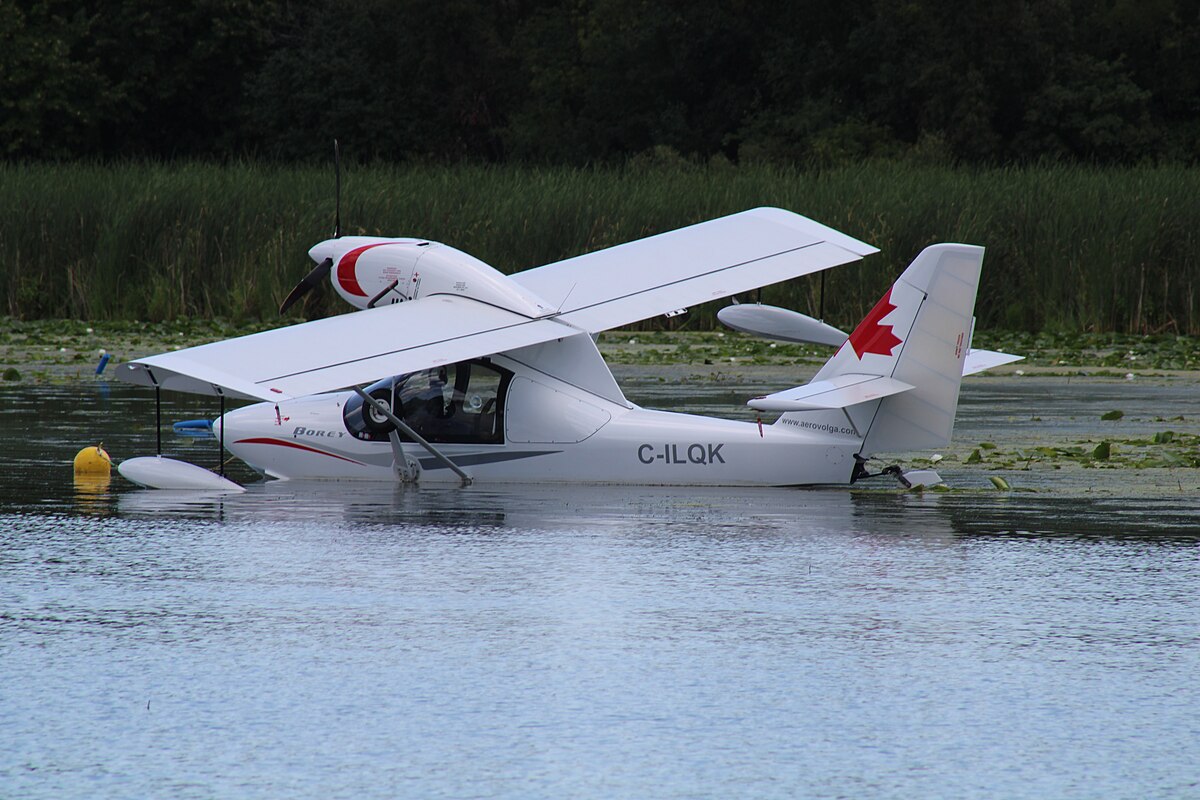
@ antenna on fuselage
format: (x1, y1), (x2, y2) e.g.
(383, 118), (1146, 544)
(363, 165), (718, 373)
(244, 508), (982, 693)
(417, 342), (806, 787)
(333, 138), (342, 238)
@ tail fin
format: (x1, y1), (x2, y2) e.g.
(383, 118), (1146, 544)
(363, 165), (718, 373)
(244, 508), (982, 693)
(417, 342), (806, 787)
(765, 244), (984, 454)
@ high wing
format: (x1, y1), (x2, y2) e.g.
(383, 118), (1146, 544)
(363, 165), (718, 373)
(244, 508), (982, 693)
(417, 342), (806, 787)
(117, 208), (877, 400)
(116, 296), (576, 401)
(512, 207), (877, 331)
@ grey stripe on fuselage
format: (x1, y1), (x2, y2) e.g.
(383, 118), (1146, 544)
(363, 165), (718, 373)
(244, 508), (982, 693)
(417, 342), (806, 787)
(417, 450), (561, 471)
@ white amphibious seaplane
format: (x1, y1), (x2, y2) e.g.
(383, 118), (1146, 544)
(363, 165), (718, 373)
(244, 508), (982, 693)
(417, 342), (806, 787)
(115, 206), (1018, 490)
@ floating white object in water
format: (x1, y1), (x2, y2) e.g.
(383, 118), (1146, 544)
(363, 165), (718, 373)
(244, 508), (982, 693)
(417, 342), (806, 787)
(118, 456), (244, 492)
(898, 469), (943, 489)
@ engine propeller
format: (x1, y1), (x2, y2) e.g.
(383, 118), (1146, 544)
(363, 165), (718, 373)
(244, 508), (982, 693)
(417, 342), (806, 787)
(279, 140), (342, 316)
(278, 256), (334, 315)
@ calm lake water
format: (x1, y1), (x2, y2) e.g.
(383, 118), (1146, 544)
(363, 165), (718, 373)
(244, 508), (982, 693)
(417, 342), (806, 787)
(2, 377), (1198, 799)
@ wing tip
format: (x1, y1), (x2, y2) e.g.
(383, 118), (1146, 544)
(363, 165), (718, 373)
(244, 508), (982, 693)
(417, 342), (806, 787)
(746, 207), (879, 257)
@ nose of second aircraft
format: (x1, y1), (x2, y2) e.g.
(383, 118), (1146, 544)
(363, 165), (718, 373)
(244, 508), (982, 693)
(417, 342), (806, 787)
(307, 238), (342, 266)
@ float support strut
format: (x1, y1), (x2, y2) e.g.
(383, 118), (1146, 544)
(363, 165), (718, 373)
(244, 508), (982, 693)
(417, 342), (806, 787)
(218, 393), (226, 477)
(155, 386), (162, 456)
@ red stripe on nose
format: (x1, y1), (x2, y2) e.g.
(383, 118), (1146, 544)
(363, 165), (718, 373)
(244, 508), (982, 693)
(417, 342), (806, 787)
(336, 243), (397, 297)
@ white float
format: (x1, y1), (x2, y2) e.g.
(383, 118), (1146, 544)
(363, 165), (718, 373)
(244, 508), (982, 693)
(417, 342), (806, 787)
(118, 456), (245, 492)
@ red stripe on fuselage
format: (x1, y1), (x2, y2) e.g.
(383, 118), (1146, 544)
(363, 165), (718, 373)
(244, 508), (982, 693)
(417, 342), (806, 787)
(235, 437), (366, 465)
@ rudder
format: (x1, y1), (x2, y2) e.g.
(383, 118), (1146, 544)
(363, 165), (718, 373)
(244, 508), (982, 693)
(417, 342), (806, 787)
(858, 244), (983, 454)
(770, 244), (984, 456)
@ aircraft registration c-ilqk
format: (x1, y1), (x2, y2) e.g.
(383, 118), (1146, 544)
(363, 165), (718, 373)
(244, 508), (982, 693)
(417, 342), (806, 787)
(114, 206), (1020, 491)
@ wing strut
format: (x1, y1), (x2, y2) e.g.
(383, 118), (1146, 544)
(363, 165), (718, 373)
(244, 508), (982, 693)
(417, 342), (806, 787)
(353, 387), (472, 486)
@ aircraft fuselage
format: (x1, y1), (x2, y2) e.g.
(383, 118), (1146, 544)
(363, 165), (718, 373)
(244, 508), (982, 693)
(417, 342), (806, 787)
(215, 352), (862, 487)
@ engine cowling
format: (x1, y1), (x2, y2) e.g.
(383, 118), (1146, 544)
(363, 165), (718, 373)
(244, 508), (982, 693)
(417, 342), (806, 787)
(308, 236), (554, 318)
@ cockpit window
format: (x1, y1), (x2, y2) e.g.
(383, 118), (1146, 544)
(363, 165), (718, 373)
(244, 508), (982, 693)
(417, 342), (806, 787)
(342, 359), (510, 444)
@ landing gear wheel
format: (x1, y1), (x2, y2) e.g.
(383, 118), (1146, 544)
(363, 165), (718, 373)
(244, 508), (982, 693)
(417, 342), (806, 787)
(362, 388), (399, 436)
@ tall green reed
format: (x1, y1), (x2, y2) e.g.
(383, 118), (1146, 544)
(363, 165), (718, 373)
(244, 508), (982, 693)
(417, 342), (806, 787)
(2, 161), (1196, 332)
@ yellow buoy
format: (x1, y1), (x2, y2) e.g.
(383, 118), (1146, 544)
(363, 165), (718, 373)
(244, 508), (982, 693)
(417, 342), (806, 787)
(73, 443), (113, 476)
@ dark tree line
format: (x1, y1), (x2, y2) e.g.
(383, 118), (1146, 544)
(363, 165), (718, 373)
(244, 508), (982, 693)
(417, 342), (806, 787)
(4, 0), (1198, 164)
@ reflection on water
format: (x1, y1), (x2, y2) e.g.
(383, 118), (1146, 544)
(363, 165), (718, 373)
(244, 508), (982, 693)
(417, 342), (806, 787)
(70, 473), (112, 518)
(36, 466), (1200, 540)
(2, 381), (1199, 800)
(71, 474), (111, 494)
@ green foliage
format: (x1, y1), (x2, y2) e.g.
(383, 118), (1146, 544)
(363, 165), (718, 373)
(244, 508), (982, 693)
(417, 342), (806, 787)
(0, 3), (102, 158)
(4, 0), (1200, 165)
(247, 0), (514, 162)
(2, 0), (283, 160)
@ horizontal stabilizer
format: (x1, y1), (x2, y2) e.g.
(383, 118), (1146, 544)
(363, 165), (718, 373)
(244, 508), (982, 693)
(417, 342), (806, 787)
(748, 374), (914, 412)
(963, 348), (1023, 375)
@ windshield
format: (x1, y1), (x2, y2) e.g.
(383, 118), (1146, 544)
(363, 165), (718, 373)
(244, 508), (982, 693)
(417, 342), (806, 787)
(342, 360), (510, 444)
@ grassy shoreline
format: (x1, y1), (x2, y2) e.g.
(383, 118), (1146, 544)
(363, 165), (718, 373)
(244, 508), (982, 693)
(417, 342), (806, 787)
(3, 318), (1199, 385)
(3, 162), (1199, 331)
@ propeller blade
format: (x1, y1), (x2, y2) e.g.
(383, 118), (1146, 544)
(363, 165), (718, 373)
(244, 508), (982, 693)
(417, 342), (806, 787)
(278, 256), (333, 315)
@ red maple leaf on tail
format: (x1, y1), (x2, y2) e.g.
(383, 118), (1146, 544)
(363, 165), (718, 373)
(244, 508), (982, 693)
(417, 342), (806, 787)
(846, 289), (902, 358)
